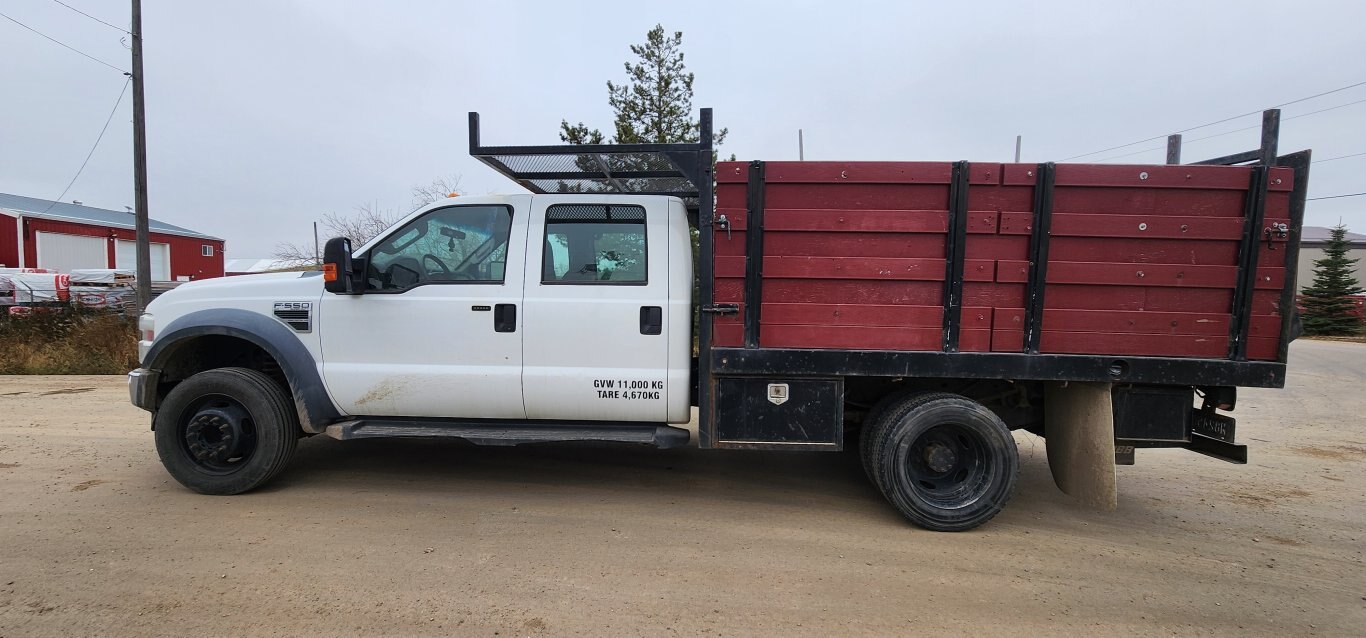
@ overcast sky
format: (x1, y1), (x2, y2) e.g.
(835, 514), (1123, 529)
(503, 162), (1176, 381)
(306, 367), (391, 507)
(3, 0), (1365, 257)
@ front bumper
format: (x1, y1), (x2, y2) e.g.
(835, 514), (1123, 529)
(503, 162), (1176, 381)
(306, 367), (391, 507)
(128, 368), (160, 412)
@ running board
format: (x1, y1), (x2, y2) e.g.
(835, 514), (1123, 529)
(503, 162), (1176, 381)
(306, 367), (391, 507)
(322, 418), (691, 449)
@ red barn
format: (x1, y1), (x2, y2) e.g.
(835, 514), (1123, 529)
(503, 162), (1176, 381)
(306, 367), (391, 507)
(0, 193), (224, 281)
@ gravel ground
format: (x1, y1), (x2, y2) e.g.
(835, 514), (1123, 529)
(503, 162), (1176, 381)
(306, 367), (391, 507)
(0, 340), (1363, 636)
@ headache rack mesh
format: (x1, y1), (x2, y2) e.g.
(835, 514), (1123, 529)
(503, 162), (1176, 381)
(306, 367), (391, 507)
(467, 110), (714, 210)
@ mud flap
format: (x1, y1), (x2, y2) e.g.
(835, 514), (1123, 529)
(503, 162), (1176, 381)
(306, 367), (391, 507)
(1044, 381), (1117, 511)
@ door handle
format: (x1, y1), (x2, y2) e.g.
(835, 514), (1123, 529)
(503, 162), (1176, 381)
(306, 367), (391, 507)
(640, 306), (662, 335)
(494, 303), (516, 332)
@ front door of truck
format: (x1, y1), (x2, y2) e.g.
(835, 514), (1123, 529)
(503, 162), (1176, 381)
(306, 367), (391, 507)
(520, 198), (672, 422)
(319, 201), (528, 418)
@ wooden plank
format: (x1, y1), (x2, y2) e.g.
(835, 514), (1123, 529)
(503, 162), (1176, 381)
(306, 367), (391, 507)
(1053, 187), (1246, 217)
(765, 184), (950, 210)
(965, 210), (999, 234)
(998, 212), (1034, 235)
(761, 324), (943, 351)
(1039, 331), (1228, 358)
(1042, 285), (1234, 313)
(961, 328), (992, 352)
(963, 283), (1025, 308)
(716, 162), (749, 183)
(714, 278), (744, 302)
(968, 184), (1035, 210)
(1054, 164), (1256, 190)
(1049, 237), (1239, 266)
(1051, 214), (1245, 240)
(718, 256), (961, 281)
(763, 209), (949, 233)
(760, 256), (994, 282)
(1247, 315), (1282, 338)
(763, 161), (954, 184)
(761, 279), (944, 305)
(764, 232), (948, 258)
(1247, 337), (1279, 361)
(713, 322), (743, 346)
(963, 235), (1029, 261)
(992, 328), (1024, 352)
(760, 303), (993, 329)
(762, 303), (944, 327)
(1047, 261), (1239, 289)
(992, 308), (1231, 335)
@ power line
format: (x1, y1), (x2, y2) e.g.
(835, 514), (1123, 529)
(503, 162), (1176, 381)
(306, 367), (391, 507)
(38, 77), (132, 216)
(0, 10), (126, 73)
(50, 0), (129, 34)
(1315, 151), (1366, 164)
(1062, 80), (1366, 161)
(1307, 192), (1366, 201)
(1089, 97), (1366, 163)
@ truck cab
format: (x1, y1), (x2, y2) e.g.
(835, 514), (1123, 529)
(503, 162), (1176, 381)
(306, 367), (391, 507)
(317, 194), (693, 423)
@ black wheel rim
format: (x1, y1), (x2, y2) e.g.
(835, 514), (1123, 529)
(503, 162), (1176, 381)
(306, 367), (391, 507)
(904, 423), (991, 508)
(178, 394), (257, 474)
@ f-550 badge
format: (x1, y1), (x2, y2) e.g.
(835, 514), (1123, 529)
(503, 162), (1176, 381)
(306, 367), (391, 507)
(272, 302), (312, 332)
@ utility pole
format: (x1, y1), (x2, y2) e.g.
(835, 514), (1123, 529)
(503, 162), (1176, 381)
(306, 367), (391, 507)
(798, 129), (804, 161)
(313, 222), (320, 266)
(1014, 135), (1022, 163)
(130, 0), (151, 310)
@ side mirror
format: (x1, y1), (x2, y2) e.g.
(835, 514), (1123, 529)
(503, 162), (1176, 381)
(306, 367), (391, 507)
(322, 237), (358, 294)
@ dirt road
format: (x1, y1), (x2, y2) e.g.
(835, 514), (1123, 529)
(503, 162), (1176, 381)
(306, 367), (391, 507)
(1, 341), (1364, 636)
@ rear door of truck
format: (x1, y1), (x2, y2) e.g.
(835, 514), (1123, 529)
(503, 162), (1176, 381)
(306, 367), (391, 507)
(519, 195), (678, 422)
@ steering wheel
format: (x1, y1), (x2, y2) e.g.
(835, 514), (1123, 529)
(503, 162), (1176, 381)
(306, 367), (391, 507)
(422, 254), (451, 276)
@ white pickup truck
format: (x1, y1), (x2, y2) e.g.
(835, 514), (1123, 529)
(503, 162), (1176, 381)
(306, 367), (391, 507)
(129, 110), (1308, 531)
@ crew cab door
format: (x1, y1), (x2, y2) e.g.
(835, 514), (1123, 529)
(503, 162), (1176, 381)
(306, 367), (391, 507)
(520, 197), (679, 422)
(319, 199), (528, 418)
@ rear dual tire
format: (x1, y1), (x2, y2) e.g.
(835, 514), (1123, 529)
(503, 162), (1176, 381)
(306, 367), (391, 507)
(861, 392), (1019, 532)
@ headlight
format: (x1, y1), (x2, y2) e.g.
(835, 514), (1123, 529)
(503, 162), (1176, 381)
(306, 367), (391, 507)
(138, 312), (155, 342)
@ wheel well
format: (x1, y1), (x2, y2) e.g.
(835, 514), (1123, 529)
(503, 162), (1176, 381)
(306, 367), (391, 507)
(844, 377), (1044, 433)
(155, 335), (289, 401)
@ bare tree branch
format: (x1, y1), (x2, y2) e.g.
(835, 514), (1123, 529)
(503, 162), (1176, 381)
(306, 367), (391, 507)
(412, 174), (463, 208)
(273, 174), (462, 268)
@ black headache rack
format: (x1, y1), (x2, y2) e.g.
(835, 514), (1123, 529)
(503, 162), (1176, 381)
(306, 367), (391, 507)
(467, 111), (715, 213)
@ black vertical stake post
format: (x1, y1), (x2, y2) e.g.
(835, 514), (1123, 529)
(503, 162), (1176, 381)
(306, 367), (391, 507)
(1166, 134), (1182, 165)
(1273, 150), (1309, 363)
(696, 108), (715, 448)
(1226, 109), (1279, 361)
(942, 161), (970, 352)
(1258, 109), (1280, 166)
(1023, 163), (1056, 354)
(1228, 167), (1269, 361)
(743, 161), (766, 349)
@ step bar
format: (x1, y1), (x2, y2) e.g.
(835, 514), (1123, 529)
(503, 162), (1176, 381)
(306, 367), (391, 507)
(323, 418), (691, 449)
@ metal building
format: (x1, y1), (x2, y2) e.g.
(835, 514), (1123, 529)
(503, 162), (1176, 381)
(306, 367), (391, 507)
(0, 193), (224, 281)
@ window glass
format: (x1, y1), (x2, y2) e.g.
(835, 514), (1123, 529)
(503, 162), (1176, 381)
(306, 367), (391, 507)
(366, 205), (512, 290)
(542, 205), (646, 284)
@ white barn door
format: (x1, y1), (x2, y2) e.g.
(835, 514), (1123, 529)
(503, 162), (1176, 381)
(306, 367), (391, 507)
(35, 232), (107, 273)
(115, 240), (171, 281)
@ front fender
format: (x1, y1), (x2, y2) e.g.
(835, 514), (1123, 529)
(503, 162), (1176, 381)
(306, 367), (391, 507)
(145, 308), (341, 433)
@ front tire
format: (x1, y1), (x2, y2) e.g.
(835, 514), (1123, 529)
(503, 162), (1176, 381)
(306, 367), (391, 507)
(863, 392), (1019, 532)
(154, 367), (299, 495)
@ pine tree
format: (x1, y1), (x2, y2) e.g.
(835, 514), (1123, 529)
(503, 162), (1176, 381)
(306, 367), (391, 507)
(1300, 224), (1365, 335)
(559, 25), (727, 148)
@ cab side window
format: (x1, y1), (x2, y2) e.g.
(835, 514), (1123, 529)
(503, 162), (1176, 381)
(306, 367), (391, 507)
(542, 204), (647, 284)
(366, 205), (512, 291)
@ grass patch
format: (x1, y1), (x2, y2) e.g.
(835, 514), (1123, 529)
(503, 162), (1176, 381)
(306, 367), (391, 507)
(0, 309), (139, 374)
